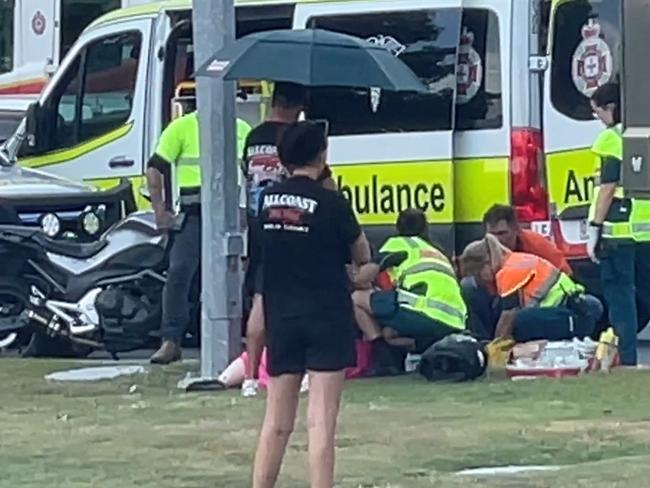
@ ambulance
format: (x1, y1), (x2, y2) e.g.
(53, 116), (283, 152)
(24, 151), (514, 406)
(0, 0), (157, 96)
(3, 0), (643, 326)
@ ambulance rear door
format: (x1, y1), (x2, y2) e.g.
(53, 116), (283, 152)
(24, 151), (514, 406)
(453, 0), (512, 254)
(293, 0), (463, 253)
(15, 0), (57, 80)
(543, 0), (621, 258)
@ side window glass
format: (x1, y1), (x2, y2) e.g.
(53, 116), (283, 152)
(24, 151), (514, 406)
(51, 56), (82, 151)
(306, 9), (462, 136)
(79, 32), (141, 142)
(455, 9), (503, 130)
(550, 0), (621, 121)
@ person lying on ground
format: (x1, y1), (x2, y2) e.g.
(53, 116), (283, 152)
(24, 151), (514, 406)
(459, 234), (603, 343)
(461, 204), (573, 340)
(351, 208), (467, 376)
(218, 341), (372, 392)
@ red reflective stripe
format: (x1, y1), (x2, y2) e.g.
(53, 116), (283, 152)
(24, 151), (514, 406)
(0, 79), (47, 95)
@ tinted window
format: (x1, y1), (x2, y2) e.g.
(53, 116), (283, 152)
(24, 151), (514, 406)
(551, 0), (620, 121)
(455, 9), (503, 130)
(307, 9), (462, 135)
(0, 109), (22, 143)
(60, 0), (120, 57)
(0, 0), (13, 73)
(29, 31), (141, 154)
(53, 56), (82, 150)
(79, 32), (141, 141)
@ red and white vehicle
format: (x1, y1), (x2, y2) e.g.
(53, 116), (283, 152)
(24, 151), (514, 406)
(0, 0), (156, 95)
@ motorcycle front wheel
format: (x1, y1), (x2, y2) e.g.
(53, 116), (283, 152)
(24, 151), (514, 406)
(0, 279), (31, 350)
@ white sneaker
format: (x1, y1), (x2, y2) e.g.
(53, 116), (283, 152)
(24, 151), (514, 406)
(300, 375), (310, 393)
(241, 378), (258, 398)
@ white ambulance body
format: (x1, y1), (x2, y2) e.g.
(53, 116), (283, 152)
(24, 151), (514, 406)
(5, 0), (644, 327)
(0, 0), (158, 95)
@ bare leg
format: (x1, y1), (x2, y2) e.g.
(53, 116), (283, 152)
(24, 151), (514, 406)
(307, 370), (346, 488)
(351, 290), (381, 340)
(382, 327), (416, 350)
(352, 290), (398, 374)
(218, 357), (245, 387)
(246, 294), (266, 380)
(252, 374), (302, 488)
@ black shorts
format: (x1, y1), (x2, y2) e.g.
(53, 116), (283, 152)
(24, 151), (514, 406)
(266, 314), (356, 376)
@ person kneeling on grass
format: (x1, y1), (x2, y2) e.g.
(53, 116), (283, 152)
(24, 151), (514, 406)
(351, 209), (467, 375)
(459, 234), (603, 342)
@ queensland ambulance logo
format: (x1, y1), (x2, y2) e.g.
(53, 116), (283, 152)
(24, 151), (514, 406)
(456, 28), (483, 105)
(32, 11), (46, 36)
(571, 19), (613, 97)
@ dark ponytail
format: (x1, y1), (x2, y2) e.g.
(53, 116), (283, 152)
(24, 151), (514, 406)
(591, 83), (621, 125)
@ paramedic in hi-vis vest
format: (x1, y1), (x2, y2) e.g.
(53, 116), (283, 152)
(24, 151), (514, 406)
(460, 235), (603, 342)
(351, 209), (467, 375)
(587, 83), (650, 366)
(146, 109), (252, 364)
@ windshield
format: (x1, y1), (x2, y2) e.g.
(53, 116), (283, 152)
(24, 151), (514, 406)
(0, 0), (14, 74)
(550, 0), (620, 121)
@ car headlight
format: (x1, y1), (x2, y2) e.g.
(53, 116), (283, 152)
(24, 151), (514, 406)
(80, 210), (102, 236)
(40, 213), (61, 238)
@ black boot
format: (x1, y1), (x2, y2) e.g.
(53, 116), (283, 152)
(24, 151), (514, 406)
(370, 338), (401, 377)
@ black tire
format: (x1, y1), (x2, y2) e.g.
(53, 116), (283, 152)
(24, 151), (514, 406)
(0, 279), (31, 349)
(21, 329), (93, 359)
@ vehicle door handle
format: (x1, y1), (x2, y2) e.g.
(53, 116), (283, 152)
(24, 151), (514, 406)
(109, 156), (135, 169)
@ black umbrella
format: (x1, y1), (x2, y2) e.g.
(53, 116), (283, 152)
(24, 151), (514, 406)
(195, 28), (427, 92)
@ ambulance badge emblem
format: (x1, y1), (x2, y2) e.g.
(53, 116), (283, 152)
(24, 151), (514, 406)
(572, 19), (613, 97)
(456, 28), (483, 105)
(32, 11), (46, 36)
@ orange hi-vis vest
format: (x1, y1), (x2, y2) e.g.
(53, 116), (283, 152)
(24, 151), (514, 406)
(495, 252), (583, 308)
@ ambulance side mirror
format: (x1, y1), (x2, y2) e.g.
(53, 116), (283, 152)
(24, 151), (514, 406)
(24, 102), (44, 151)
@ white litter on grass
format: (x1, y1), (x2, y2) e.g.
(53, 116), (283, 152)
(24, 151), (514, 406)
(45, 365), (147, 382)
(457, 465), (561, 476)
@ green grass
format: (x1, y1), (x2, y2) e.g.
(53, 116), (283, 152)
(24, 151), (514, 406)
(3, 360), (650, 487)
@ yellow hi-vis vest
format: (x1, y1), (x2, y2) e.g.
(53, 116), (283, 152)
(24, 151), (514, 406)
(379, 236), (466, 330)
(155, 112), (252, 204)
(588, 125), (650, 242)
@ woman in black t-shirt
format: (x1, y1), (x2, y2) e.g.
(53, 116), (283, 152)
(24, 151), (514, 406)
(252, 122), (370, 488)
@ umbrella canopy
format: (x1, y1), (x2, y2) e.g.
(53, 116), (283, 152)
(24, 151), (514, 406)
(195, 28), (427, 93)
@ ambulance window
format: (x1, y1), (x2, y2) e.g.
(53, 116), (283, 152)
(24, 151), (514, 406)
(0, 109), (23, 144)
(52, 57), (83, 151)
(455, 9), (502, 130)
(60, 0), (121, 57)
(78, 32), (141, 142)
(40, 31), (141, 153)
(0, 0), (13, 73)
(550, 0), (621, 121)
(306, 9), (462, 135)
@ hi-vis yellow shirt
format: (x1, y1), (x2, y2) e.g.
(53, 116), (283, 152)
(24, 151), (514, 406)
(155, 112), (252, 189)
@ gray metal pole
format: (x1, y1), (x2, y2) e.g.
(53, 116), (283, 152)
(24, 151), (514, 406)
(182, 0), (242, 389)
(621, 0), (650, 198)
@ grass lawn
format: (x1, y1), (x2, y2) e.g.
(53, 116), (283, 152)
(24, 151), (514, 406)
(4, 359), (650, 487)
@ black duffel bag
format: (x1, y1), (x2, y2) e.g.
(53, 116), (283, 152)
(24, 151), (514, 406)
(419, 334), (488, 382)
